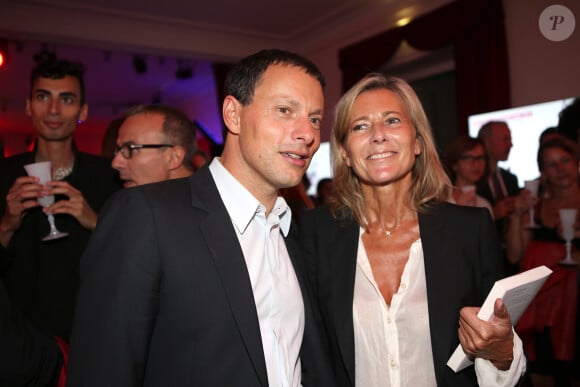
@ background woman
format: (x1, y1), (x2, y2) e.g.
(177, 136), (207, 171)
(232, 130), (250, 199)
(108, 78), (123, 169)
(300, 74), (525, 386)
(443, 135), (493, 217)
(507, 136), (580, 387)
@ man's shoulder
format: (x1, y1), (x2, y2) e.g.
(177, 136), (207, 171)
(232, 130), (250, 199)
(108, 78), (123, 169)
(499, 167), (517, 179)
(75, 151), (115, 170)
(134, 176), (193, 201)
(423, 201), (491, 223)
(0, 152), (34, 168)
(499, 168), (520, 193)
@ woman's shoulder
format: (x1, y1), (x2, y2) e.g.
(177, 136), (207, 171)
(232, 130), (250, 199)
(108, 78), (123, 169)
(423, 201), (492, 224)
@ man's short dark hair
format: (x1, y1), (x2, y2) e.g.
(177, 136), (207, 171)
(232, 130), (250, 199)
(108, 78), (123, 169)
(123, 104), (197, 171)
(30, 58), (86, 105)
(224, 49), (325, 106)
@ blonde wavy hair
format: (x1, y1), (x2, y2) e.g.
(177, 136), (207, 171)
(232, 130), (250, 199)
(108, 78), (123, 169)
(330, 74), (452, 226)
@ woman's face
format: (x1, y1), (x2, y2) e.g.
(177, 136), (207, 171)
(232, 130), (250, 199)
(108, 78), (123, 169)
(454, 144), (486, 185)
(340, 88), (420, 188)
(541, 146), (579, 189)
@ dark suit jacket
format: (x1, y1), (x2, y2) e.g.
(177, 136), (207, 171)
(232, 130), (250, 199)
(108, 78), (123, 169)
(300, 202), (506, 386)
(477, 167), (520, 206)
(67, 166), (333, 387)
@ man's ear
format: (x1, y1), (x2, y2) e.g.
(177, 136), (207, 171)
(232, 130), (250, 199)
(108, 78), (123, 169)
(25, 98), (32, 117)
(222, 96), (242, 135)
(78, 103), (89, 123)
(168, 146), (186, 170)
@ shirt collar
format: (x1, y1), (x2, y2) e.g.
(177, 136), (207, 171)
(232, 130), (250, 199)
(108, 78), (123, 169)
(209, 158), (292, 236)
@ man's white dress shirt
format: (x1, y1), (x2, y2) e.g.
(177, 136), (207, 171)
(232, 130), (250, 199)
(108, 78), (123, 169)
(210, 158), (304, 387)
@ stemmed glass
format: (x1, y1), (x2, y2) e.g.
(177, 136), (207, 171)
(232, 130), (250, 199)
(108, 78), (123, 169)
(524, 179), (540, 228)
(24, 161), (69, 241)
(559, 208), (577, 266)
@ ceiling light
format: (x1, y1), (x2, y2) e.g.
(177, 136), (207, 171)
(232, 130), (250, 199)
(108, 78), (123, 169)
(396, 17), (411, 27)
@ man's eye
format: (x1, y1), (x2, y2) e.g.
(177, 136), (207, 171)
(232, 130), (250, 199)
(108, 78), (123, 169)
(310, 117), (322, 127)
(277, 107), (291, 114)
(62, 96), (75, 104)
(36, 94), (48, 101)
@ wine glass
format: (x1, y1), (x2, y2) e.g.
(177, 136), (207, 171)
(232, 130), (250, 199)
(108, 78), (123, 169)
(524, 179), (540, 228)
(558, 208), (577, 266)
(23, 161), (69, 241)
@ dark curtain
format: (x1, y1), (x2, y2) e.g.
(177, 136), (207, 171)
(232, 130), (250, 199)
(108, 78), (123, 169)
(339, 0), (510, 133)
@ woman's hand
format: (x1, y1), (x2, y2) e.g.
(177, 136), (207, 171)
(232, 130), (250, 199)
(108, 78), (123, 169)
(458, 299), (514, 370)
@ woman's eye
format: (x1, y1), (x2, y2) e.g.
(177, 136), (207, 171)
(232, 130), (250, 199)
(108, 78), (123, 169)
(386, 117), (401, 125)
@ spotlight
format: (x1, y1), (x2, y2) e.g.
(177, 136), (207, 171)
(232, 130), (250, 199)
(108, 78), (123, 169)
(0, 40), (9, 68)
(33, 47), (56, 63)
(133, 54), (147, 74)
(175, 67), (193, 79)
(175, 59), (193, 80)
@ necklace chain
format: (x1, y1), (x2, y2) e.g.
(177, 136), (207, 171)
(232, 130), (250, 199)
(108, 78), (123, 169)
(53, 166), (73, 180)
(377, 223), (399, 237)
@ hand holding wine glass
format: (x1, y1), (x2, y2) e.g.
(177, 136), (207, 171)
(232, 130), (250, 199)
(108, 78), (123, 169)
(23, 161), (69, 241)
(558, 208), (577, 266)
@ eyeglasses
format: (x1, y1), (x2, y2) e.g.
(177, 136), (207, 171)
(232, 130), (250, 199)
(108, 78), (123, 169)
(114, 143), (174, 159)
(458, 155), (486, 163)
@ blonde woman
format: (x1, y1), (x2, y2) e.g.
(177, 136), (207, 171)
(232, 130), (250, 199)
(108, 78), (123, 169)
(300, 74), (525, 386)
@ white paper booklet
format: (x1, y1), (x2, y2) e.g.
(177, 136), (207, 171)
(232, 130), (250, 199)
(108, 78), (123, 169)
(447, 265), (552, 372)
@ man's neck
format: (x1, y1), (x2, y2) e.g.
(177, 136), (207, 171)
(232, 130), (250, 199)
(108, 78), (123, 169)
(35, 138), (75, 170)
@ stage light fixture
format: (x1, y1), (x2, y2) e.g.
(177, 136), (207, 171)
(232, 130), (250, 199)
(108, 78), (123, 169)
(33, 47), (56, 63)
(0, 40), (9, 68)
(133, 54), (147, 74)
(175, 58), (193, 80)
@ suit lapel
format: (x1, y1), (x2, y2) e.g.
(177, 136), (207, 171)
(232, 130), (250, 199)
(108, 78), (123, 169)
(190, 169), (268, 387)
(419, 204), (460, 385)
(331, 218), (359, 386)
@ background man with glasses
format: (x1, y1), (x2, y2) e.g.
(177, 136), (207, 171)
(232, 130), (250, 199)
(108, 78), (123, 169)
(111, 104), (196, 188)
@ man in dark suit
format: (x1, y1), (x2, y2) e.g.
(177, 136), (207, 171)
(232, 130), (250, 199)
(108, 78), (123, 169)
(477, 120), (521, 219)
(66, 49), (333, 387)
(0, 58), (120, 343)
(477, 120), (534, 275)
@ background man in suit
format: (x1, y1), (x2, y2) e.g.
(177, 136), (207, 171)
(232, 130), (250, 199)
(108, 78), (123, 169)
(477, 120), (521, 219)
(67, 49), (333, 386)
(111, 104), (196, 187)
(478, 120), (535, 274)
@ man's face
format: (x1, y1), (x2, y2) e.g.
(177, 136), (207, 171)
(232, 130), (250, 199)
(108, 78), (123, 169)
(111, 112), (175, 188)
(224, 64), (324, 195)
(26, 75), (87, 142)
(487, 123), (512, 162)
